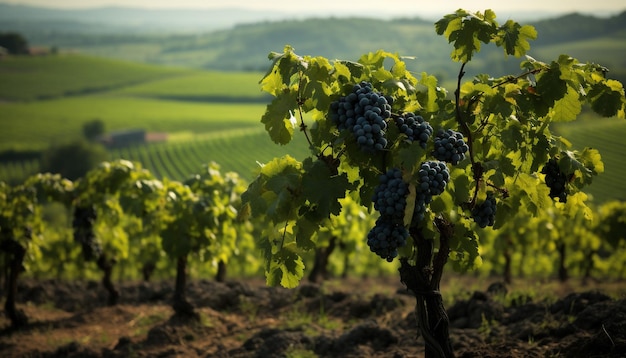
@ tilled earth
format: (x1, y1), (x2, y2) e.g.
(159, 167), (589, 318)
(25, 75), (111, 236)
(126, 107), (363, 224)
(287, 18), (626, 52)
(0, 277), (625, 357)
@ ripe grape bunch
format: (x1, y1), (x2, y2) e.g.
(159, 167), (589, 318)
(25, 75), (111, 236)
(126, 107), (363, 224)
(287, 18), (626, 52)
(433, 129), (469, 165)
(372, 167), (409, 223)
(72, 205), (102, 261)
(541, 158), (568, 203)
(412, 161), (450, 224)
(394, 112), (433, 148)
(472, 193), (497, 228)
(329, 81), (392, 153)
(368, 168), (409, 261)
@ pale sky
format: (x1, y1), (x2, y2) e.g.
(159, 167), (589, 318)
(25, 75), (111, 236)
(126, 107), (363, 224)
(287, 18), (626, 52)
(3, 0), (625, 17)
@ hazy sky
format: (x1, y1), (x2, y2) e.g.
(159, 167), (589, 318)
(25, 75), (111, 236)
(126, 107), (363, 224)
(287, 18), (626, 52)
(3, 0), (625, 16)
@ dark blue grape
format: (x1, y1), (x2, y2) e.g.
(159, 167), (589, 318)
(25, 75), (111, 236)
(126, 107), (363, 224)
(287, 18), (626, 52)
(367, 217), (409, 262)
(329, 81), (392, 153)
(417, 161), (450, 196)
(433, 129), (469, 165)
(394, 112), (433, 149)
(472, 193), (497, 228)
(408, 161), (448, 228)
(372, 168), (409, 224)
(541, 158), (568, 203)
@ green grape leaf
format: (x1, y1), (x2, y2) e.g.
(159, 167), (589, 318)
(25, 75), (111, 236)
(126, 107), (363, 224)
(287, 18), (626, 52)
(450, 168), (471, 204)
(536, 63), (567, 103)
(495, 20), (536, 57)
(261, 93), (297, 145)
(396, 141), (428, 170)
(295, 216), (319, 250)
(266, 246), (305, 288)
(420, 72), (440, 112)
(435, 9), (497, 62)
(588, 80), (626, 118)
(449, 224), (481, 272)
(518, 173), (552, 216)
(551, 86), (582, 122)
(301, 158), (351, 218)
(560, 148), (603, 188)
(260, 67), (286, 97)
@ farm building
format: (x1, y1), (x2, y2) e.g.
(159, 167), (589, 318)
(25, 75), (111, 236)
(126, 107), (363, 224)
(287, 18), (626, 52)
(98, 129), (167, 148)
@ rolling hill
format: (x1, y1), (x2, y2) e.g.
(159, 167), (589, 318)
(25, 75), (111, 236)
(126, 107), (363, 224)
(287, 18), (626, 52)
(2, 7), (624, 83)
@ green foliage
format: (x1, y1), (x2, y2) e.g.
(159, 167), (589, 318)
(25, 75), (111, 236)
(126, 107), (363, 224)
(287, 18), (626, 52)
(0, 32), (29, 54)
(435, 9), (537, 62)
(83, 119), (106, 141)
(0, 181), (42, 250)
(597, 201), (626, 249)
(242, 9), (626, 287)
(40, 140), (108, 181)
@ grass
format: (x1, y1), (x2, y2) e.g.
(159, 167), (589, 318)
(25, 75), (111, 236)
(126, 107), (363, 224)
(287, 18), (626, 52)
(114, 70), (268, 101)
(0, 54), (186, 101)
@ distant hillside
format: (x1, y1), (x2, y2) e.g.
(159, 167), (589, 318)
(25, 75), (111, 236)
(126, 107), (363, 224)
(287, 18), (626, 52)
(2, 7), (625, 82)
(532, 11), (626, 44)
(0, 3), (288, 33)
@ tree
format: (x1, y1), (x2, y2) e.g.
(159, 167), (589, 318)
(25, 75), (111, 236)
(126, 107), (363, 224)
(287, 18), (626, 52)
(82, 119), (106, 141)
(40, 140), (108, 181)
(240, 9), (625, 357)
(0, 32), (29, 55)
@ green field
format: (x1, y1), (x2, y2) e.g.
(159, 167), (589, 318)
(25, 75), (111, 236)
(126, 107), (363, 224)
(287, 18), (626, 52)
(0, 54), (187, 101)
(0, 54), (625, 202)
(0, 95), (266, 150)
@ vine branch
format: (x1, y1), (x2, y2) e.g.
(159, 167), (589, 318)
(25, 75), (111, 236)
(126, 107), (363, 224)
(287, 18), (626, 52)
(453, 62), (483, 208)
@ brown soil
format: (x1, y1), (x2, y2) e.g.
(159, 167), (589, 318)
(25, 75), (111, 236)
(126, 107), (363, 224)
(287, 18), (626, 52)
(0, 276), (625, 357)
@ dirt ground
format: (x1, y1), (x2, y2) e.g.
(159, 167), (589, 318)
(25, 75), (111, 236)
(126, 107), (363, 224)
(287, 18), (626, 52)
(0, 275), (625, 357)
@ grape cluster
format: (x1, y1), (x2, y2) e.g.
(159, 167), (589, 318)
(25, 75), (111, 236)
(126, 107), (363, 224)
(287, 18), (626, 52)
(372, 167), (409, 223)
(367, 218), (409, 262)
(412, 161), (450, 225)
(417, 161), (450, 196)
(472, 193), (497, 228)
(394, 112), (433, 148)
(541, 158), (568, 203)
(73, 205), (101, 261)
(367, 168), (409, 261)
(433, 129), (469, 165)
(329, 81), (392, 153)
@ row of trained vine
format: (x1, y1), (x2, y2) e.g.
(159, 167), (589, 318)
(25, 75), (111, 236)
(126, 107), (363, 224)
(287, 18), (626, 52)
(0, 159), (389, 328)
(1, 158), (625, 328)
(108, 129), (311, 182)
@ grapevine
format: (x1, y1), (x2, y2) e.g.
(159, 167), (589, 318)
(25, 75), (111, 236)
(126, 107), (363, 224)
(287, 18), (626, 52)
(243, 8), (625, 358)
(72, 205), (101, 261)
(329, 81), (391, 153)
